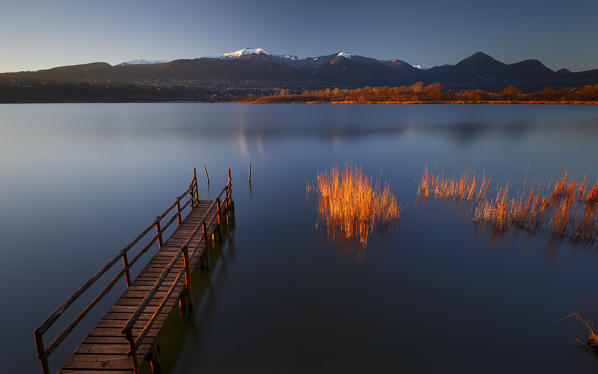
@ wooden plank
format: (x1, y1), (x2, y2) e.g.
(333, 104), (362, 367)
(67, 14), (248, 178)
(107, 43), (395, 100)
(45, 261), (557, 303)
(61, 355), (132, 370)
(75, 343), (151, 355)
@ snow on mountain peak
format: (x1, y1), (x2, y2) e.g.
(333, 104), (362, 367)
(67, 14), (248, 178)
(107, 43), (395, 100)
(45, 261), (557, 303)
(222, 48), (268, 58)
(119, 59), (166, 65)
(336, 52), (353, 58)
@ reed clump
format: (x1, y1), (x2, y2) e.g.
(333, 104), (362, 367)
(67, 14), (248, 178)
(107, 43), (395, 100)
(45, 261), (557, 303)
(417, 165), (490, 201)
(309, 164), (401, 247)
(418, 166), (598, 241)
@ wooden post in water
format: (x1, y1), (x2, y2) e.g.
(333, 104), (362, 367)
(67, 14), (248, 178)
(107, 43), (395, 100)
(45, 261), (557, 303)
(155, 217), (163, 249)
(122, 252), (131, 288)
(204, 164), (210, 185)
(248, 163), (252, 182)
(34, 329), (49, 374)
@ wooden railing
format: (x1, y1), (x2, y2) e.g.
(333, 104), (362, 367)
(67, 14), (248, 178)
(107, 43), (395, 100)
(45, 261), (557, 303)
(121, 170), (233, 373)
(33, 169), (202, 374)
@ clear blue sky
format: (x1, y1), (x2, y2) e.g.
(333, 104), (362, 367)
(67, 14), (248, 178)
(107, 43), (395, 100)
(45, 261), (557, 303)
(1, 0), (597, 73)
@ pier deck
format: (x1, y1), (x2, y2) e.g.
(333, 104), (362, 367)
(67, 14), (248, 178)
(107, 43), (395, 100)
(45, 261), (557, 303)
(34, 169), (234, 374)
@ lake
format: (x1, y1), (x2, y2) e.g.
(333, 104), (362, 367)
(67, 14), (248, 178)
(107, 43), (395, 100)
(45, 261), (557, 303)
(1, 103), (598, 373)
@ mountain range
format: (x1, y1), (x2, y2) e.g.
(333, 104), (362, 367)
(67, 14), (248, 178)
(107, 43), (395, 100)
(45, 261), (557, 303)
(1, 49), (598, 99)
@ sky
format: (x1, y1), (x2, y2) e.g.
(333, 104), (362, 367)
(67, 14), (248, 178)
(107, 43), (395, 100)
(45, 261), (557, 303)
(1, 0), (597, 73)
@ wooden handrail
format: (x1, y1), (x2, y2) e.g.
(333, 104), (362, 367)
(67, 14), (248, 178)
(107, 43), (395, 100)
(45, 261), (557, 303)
(121, 181), (232, 361)
(33, 170), (200, 374)
(45, 266), (127, 356)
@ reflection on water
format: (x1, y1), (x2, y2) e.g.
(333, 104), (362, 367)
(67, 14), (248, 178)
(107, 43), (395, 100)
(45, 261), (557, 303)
(154, 218), (236, 374)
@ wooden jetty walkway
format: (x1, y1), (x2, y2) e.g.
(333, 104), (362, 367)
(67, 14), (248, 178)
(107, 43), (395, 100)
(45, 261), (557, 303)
(34, 169), (234, 374)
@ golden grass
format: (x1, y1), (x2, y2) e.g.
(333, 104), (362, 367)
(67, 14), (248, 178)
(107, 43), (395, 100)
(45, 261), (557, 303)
(419, 166), (598, 241)
(309, 164), (401, 247)
(417, 165), (488, 201)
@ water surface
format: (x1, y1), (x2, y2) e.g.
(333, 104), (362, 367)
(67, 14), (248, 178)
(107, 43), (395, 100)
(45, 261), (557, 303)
(1, 103), (598, 373)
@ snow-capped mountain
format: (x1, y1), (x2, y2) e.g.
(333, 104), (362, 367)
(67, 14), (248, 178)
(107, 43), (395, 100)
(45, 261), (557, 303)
(203, 48), (300, 61)
(210, 48), (351, 61)
(222, 48), (268, 58)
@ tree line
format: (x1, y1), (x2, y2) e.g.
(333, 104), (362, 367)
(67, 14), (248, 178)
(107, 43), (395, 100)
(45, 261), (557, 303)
(252, 83), (598, 103)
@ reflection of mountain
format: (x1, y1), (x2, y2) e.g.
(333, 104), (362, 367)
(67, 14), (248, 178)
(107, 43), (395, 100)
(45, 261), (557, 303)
(2, 51), (598, 102)
(419, 121), (533, 145)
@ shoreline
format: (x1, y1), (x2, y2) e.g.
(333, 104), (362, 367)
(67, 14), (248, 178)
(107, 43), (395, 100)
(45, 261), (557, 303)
(1, 100), (598, 105)
(251, 100), (598, 105)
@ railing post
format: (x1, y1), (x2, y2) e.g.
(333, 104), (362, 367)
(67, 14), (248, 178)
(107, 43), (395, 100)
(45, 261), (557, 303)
(176, 197), (182, 226)
(226, 168), (232, 210)
(124, 328), (138, 374)
(155, 217), (163, 249)
(227, 170), (234, 215)
(193, 168), (199, 207)
(216, 198), (222, 225)
(34, 329), (50, 374)
(182, 245), (191, 290)
(201, 220), (209, 270)
(224, 187), (229, 211)
(122, 252), (131, 288)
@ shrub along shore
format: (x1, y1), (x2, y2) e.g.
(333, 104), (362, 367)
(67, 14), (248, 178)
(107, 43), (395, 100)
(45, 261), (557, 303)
(249, 83), (598, 104)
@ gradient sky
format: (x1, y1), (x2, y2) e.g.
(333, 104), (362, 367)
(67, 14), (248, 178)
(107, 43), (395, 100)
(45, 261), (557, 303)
(1, 0), (597, 73)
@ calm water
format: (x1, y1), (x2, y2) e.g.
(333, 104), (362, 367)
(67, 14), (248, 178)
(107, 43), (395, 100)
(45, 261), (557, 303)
(1, 103), (598, 373)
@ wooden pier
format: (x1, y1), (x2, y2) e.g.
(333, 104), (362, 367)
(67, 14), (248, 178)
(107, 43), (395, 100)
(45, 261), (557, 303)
(34, 169), (234, 374)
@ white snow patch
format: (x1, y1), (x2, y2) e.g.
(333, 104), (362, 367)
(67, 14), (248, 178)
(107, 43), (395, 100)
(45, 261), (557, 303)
(119, 59), (166, 65)
(222, 48), (268, 58)
(277, 54), (299, 60)
(199, 49), (302, 60)
(336, 52), (353, 58)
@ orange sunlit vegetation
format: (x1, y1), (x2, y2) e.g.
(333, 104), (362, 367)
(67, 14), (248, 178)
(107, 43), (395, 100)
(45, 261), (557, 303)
(417, 165), (491, 201)
(417, 166), (598, 240)
(307, 164), (401, 247)
(251, 83), (598, 104)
